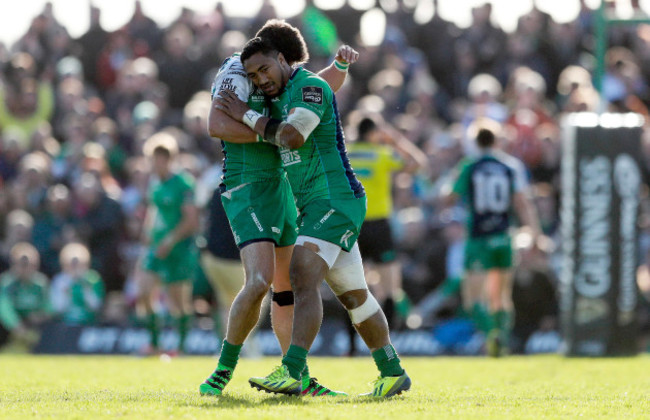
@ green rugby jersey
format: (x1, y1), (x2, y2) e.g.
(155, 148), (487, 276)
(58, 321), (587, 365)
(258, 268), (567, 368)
(0, 272), (49, 330)
(148, 171), (195, 246)
(452, 149), (528, 238)
(51, 269), (105, 325)
(211, 54), (284, 187)
(270, 67), (364, 208)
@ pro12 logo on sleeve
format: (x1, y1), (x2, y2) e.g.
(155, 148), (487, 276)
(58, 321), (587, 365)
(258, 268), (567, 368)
(302, 86), (323, 105)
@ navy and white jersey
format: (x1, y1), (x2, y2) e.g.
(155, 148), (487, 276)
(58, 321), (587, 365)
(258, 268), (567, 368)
(210, 53), (252, 102)
(210, 54), (284, 187)
(452, 150), (528, 237)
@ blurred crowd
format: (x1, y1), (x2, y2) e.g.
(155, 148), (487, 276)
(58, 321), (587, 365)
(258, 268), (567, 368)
(2, 0), (650, 354)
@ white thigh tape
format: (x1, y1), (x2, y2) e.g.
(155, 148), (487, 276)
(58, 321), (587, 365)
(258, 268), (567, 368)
(326, 261), (366, 295)
(296, 236), (341, 269)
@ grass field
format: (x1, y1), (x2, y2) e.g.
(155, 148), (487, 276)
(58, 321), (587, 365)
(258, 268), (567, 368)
(1, 354), (650, 419)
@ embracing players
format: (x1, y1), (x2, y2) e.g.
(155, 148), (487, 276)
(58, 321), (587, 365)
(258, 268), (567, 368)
(216, 20), (410, 397)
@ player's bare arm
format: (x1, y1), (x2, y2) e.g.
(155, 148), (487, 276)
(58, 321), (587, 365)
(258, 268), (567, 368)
(208, 98), (258, 143)
(317, 44), (359, 93)
(380, 124), (428, 174)
(155, 203), (200, 259)
(216, 90), (313, 150)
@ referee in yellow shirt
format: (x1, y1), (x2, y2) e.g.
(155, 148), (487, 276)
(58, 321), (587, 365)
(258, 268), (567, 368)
(347, 114), (427, 332)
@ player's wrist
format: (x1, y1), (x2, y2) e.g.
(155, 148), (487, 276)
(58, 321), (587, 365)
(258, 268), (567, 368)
(334, 59), (350, 73)
(163, 234), (176, 247)
(243, 109), (263, 130)
(263, 118), (289, 147)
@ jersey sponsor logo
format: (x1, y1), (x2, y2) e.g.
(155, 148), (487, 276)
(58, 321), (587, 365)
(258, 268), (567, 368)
(280, 148), (302, 166)
(225, 70), (247, 78)
(272, 227), (281, 234)
(302, 86), (323, 105)
(248, 207), (264, 232)
(319, 209), (336, 224)
(219, 77), (236, 94)
(340, 230), (354, 248)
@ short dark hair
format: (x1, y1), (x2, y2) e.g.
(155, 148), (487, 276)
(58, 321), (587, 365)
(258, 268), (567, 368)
(153, 145), (172, 158)
(476, 128), (495, 148)
(357, 117), (378, 141)
(254, 19), (309, 66)
(241, 37), (278, 64)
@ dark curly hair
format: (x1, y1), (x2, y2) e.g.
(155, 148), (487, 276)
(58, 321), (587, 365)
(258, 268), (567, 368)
(241, 37), (278, 64)
(255, 19), (309, 66)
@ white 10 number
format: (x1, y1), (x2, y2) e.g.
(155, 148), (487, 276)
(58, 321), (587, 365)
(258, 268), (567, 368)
(472, 172), (510, 213)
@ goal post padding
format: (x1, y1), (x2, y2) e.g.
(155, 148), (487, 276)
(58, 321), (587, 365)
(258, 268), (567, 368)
(560, 113), (643, 356)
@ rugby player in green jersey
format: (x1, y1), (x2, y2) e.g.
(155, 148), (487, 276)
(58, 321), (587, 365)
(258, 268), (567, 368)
(443, 122), (542, 357)
(138, 132), (199, 356)
(216, 21), (410, 398)
(199, 23), (357, 397)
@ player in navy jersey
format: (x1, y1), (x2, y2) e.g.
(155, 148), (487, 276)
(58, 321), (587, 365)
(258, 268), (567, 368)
(444, 123), (541, 356)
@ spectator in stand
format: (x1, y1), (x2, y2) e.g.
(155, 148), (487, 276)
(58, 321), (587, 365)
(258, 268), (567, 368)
(103, 59), (147, 134)
(90, 117), (128, 184)
(13, 152), (51, 216)
(51, 113), (90, 185)
(0, 53), (54, 142)
(72, 172), (124, 293)
(32, 184), (76, 277)
(120, 156), (150, 220)
(0, 128), (28, 183)
(50, 242), (105, 325)
(503, 67), (557, 181)
(80, 142), (122, 201)
(503, 10), (553, 89)
(555, 65), (600, 113)
(51, 74), (86, 138)
(125, 0), (163, 55)
(76, 5), (108, 88)
(183, 93), (220, 163)
(458, 3), (507, 76)
(155, 24), (201, 114)
(0, 242), (50, 351)
(460, 74), (508, 155)
(602, 47), (650, 117)
(0, 210), (35, 274)
(29, 122), (61, 162)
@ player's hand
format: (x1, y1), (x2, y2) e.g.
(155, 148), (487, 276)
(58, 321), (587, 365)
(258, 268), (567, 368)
(155, 238), (174, 259)
(335, 45), (359, 65)
(215, 90), (249, 122)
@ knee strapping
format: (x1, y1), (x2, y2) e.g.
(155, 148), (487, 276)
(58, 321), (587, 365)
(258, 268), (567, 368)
(272, 290), (294, 306)
(348, 293), (381, 324)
